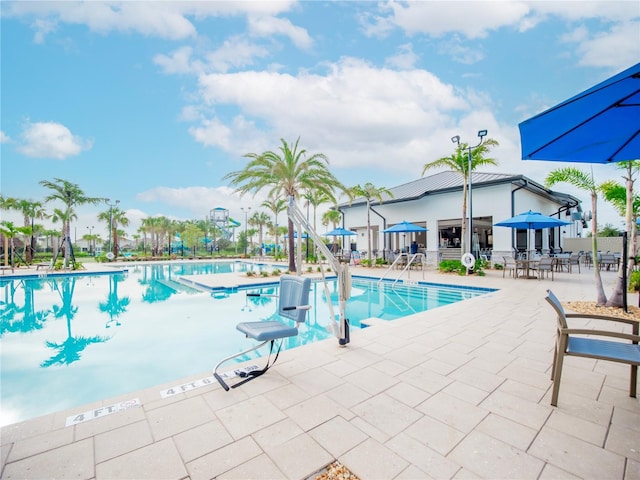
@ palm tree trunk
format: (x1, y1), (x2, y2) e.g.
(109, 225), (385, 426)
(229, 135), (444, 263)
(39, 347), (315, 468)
(591, 193), (607, 305)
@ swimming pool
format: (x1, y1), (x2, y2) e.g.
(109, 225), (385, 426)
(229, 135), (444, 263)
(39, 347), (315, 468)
(0, 262), (495, 425)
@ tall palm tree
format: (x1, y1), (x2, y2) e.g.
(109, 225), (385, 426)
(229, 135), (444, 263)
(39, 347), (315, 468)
(261, 198), (286, 259)
(322, 208), (343, 253)
(422, 138), (499, 254)
(599, 160), (640, 308)
(8, 199), (48, 263)
(0, 221), (30, 267)
(249, 211), (271, 256)
(39, 178), (103, 268)
(97, 206), (129, 258)
(350, 183), (393, 264)
(546, 167), (607, 306)
(224, 138), (345, 271)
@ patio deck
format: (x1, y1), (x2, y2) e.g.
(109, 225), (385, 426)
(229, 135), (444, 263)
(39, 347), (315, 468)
(1, 261), (638, 479)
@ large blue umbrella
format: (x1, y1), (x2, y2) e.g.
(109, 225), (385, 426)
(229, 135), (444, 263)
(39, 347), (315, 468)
(519, 62), (640, 163)
(323, 227), (356, 237)
(494, 210), (571, 230)
(383, 221), (427, 233)
(495, 211), (571, 257)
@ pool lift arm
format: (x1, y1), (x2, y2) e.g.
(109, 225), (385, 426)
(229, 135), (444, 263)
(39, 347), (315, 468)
(287, 196), (351, 346)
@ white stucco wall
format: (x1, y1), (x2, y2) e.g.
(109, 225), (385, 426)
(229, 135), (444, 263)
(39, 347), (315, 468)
(340, 180), (580, 265)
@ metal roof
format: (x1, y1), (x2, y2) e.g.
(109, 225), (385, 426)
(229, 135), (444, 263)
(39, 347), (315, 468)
(340, 170), (581, 209)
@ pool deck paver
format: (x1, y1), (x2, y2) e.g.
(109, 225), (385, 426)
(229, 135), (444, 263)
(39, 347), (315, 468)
(1, 260), (639, 479)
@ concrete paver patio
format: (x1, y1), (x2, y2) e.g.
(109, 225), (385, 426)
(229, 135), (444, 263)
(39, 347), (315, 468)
(1, 261), (639, 479)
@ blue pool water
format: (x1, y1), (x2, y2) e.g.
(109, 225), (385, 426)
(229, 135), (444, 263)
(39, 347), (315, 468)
(0, 262), (495, 425)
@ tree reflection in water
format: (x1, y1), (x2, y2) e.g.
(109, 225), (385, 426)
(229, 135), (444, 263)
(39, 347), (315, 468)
(0, 278), (51, 335)
(41, 276), (110, 367)
(99, 274), (130, 328)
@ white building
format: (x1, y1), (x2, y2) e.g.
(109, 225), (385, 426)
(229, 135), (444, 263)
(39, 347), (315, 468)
(337, 171), (583, 265)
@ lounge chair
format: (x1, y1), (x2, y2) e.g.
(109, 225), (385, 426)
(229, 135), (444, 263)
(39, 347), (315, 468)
(213, 274), (311, 391)
(545, 289), (639, 406)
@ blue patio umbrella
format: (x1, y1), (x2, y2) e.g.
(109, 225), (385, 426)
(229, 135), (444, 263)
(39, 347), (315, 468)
(383, 221), (427, 233)
(494, 211), (571, 230)
(519, 62), (640, 163)
(384, 221), (427, 251)
(323, 227), (356, 237)
(323, 227), (356, 253)
(495, 211), (571, 256)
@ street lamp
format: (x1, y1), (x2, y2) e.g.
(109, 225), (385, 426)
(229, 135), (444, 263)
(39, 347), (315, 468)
(451, 129), (488, 265)
(105, 198), (119, 257)
(86, 225), (94, 256)
(241, 207), (251, 257)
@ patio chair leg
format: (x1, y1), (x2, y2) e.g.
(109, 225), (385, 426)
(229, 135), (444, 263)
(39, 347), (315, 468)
(631, 365), (637, 398)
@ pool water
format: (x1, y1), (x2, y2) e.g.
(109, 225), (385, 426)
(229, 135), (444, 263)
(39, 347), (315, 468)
(0, 262), (494, 425)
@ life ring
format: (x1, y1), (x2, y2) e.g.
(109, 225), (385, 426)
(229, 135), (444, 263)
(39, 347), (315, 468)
(461, 253), (475, 269)
(106, 252), (115, 261)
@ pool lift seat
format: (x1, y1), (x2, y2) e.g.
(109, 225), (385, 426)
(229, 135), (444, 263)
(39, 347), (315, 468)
(213, 274), (312, 391)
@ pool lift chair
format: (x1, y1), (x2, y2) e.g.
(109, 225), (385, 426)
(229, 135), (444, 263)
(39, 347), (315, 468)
(213, 274), (312, 391)
(213, 196), (352, 391)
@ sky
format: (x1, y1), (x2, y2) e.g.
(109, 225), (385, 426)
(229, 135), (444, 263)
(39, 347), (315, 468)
(1, 1), (639, 241)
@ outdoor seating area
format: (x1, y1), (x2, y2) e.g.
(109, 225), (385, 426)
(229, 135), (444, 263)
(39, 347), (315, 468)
(1, 262), (637, 480)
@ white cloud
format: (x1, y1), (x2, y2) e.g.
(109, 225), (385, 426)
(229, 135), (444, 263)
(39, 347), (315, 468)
(191, 58), (478, 173)
(5, 1), (301, 43)
(385, 43), (419, 69)
(247, 14), (313, 49)
(0, 131), (10, 143)
(367, 1), (532, 39)
(154, 46), (200, 75)
(571, 21), (640, 69)
(17, 121), (92, 159)
(205, 36), (271, 73)
(136, 185), (266, 221)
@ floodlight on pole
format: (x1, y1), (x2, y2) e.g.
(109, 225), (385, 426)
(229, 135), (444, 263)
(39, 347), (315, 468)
(451, 129), (488, 271)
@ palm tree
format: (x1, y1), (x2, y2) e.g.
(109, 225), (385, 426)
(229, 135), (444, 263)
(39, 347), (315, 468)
(39, 178), (103, 268)
(546, 167), (607, 306)
(262, 198), (286, 259)
(249, 211), (271, 256)
(0, 221), (30, 267)
(97, 206), (129, 258)
(5, 198), (48, 263)
(322, 207), (343, 253)
(422, 138), (499, 254)
(224, 138), (345, 271)
(350, 183), (393, 264)
(599, 160), (640, 308)
(50, 207), (76, 261)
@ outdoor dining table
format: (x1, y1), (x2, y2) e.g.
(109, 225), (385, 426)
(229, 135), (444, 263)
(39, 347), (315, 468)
(516, 258), (540, 279)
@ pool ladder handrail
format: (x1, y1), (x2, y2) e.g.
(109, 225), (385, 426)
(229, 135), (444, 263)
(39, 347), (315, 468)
(377, 253), (424, 288)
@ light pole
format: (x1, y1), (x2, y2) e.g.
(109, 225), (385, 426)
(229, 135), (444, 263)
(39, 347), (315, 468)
(105, 199), (119, 257)
(451, 129), (487, 266)
(86, 226), (94, 256)
(241, 207), (251, 257)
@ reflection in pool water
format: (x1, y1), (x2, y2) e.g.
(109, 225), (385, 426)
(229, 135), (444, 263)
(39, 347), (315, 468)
(0, 262), (494, 425)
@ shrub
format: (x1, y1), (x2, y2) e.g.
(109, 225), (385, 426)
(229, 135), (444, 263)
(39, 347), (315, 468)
(246, 271), (256, 277)
(260, 271), (270, 277)
(629, 270), (640, 292)
(439, 259), (466, 275)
